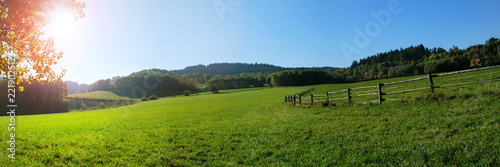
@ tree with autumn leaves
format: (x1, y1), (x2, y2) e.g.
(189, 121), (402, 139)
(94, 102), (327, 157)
(0, 0), (85, 83)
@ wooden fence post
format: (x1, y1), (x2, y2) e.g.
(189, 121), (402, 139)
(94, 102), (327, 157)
(428, 74), (435, 93)
(326, 92), (329, 102)
(299, 95), (301, 105)
(378, 83), (383, 104)
(311, 94), (314, 106)
(347, 88), (351, 103)
(293, 95), (296, 106)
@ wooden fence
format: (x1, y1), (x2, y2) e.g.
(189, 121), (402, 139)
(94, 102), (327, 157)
(284, 88), (314, 106)
(285, 65), (500, 106)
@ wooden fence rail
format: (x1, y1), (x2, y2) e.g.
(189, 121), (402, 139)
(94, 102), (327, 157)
(284, 88), (315, 105)
(285, 65), (500, 106)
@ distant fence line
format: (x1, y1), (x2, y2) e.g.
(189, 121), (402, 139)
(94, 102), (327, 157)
(285, 65), (500, 106)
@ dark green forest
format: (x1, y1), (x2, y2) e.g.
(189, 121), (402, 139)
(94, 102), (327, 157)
(344, 37), (500, 81)
(170, 62), (338, 76)
(270, 70), (338, 86)
(171, 63), (284, 76)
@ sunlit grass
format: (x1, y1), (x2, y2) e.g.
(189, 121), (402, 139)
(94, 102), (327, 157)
(67, 91), (134, 100)
(0, 70), (498, 166)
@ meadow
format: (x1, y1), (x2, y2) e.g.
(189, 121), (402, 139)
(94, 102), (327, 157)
(65, 91), (136, 111)
(67, 91), (135, 100)
(0, 69), (499, 166)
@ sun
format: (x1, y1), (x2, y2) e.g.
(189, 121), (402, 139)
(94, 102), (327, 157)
(45, 7), (77, 38)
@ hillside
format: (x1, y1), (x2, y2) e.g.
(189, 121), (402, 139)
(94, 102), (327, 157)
(1, 69), (499, 166)
(65, 91), (136, 111)
(341, 37), (500, 81)
(78, 37), (499, 96)
(67, 91), (134, 100)
(80, 63), (339, 97)
(170, 62), (339, 76)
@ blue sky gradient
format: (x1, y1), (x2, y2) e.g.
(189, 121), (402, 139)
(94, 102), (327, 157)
(51, 0), (500, 84)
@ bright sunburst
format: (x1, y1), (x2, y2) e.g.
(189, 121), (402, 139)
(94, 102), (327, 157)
(45, 7), (77, 38)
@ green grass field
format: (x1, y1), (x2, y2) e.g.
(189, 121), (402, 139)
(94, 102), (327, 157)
(67, 91), (135, 101)
(66, 91), (136, 111)
(1, 69), (499, 166)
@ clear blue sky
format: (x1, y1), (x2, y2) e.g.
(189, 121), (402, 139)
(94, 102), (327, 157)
(51, 0), (500, 84)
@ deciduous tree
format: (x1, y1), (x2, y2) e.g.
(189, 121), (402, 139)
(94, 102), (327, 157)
(0, 0), (85, 83)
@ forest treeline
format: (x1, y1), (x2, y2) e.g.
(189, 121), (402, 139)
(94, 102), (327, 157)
(82, 69), (196, 98)
(79, 37), (500, 94)
(218, 37), (500, 87)
(343, 37), (500, 81)
(74, 63), (338, 96)
(170, 63), (338, 76)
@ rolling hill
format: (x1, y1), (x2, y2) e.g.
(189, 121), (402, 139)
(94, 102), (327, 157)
(1, 67), (498, 166)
